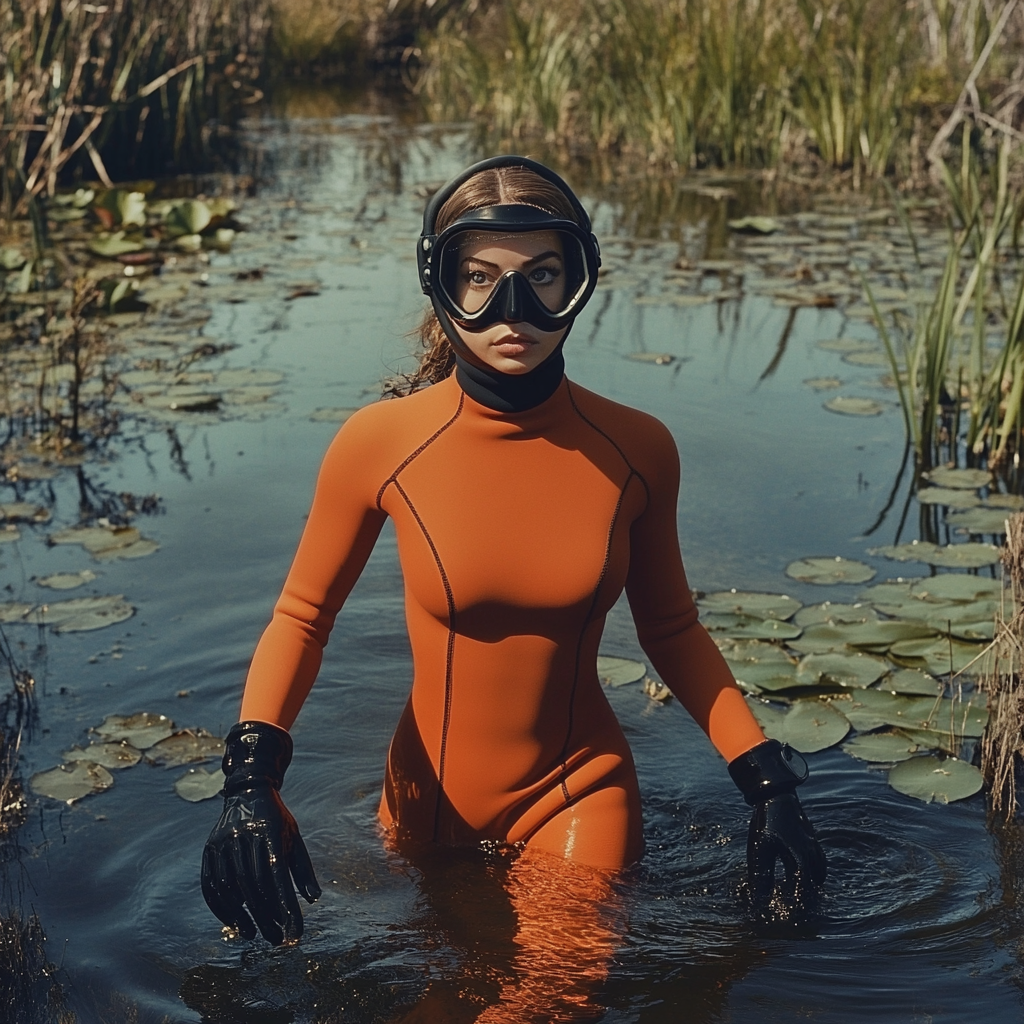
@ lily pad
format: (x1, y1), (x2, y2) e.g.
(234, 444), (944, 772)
(0, 526), (21, 543)
(984, 493), (1024, 510)
(747, 698), (851, 753)
(888, 636), (988, 677)
(596, 656), (647, 687)
(88, 231), (144, 258)
(842, 732), (919, 762)
(625, 352), (675, 365)
(699, 591), (801, 621)
(817, 338), (876, 353)
(93, 712), (175, 749)
(882, 669), (943, 696)
(916, 488), (982, 508)
(0, 502), (50, 523)
(174, 767), (225, 803)
(717, 638), (795, 664)
(728, 659), (801, 693)
(728, 216), (781, 234)
(310, 407), (359, 423)
(30, 761), (114, 803)
(945, 507), (1009, 534)
(36, 570), (98, 590)
(793, 602), (877, 627)
(0, 602), (32, 622)
(50, 525), (158, 562)
(911, 575), (1002, 603)
(701, 613), (802, 640)
(868, 541), (1000, 568)
(804, 377), (843, 391)
(922, 467), (992, 490)
(62, 742), (142, 770)
(786, 557), (876, 585)
(797, 651), (889, 689)
(145, 729), (224, 767)
(887, 755), (983, 803)
(32, 595), (134, 632)
(165, 199), (213, 236)
(823, 397), (885, 417)
(841, 349), (889, 367)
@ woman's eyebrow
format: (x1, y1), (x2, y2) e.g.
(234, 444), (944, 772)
(459, 250), (563, 270)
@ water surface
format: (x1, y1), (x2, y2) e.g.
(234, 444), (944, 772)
(8, 105), (1024, 1023)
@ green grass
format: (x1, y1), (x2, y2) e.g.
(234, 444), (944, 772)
(413, 0), (1022, 179)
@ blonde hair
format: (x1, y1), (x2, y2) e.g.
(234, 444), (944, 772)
(382, 165), (581, 399)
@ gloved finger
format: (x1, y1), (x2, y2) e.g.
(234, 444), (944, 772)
(748, 835), (780, 913)
(232, 833), (286, 946)
(806, 830), (828, 886)
(287, 830), (322, 904)
(776, 842), (802, 909)
(202, 842), (257, 940)
(262, 832), (306, 943)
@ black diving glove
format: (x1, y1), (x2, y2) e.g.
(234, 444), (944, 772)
(728, 739), (826, 919)
(201, 720), (321, 945)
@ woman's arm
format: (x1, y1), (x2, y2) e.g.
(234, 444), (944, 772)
(623, 421), (765, 763)
(239, 411), (389, 728)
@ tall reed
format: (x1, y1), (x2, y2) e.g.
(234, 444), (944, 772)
(867, 134), (1024, 469)
(413, 0), (1024, 178)
(0, 0), (270, 219)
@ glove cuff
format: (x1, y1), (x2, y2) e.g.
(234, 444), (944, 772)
(728, 739), (808, 806)
(222, 720), (293, 794)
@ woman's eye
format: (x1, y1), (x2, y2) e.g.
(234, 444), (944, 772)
(529, 266), (560, 285)
(468, 270), (488, 286)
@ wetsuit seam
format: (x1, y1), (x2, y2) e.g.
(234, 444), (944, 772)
(393, 478), (457, 843)
(375, 392), (465, 510)
(557, 473), (631, 799)
(566, 380), (652, 509)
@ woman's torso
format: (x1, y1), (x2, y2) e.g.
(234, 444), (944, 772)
(372, 374), (653, 846)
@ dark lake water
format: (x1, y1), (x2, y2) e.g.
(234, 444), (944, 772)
(6, 100), (1024, 1022)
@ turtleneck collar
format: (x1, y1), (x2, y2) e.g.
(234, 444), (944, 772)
(454, 347), (565, 414)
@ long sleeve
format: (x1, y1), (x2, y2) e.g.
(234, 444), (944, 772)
(239, 409), (388, 728)
(624, 423), (765, 763)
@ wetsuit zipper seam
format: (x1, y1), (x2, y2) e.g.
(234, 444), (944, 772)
(565, 381), (652, 509)
(375, 392), (465, 510)
(557, 472), (632, 802)
(393, 477), (457, 843)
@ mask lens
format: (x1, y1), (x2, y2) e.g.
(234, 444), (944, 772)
(436, 227), (590, 319)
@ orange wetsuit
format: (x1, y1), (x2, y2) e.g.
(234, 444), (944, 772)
(239, 373), (765, 870)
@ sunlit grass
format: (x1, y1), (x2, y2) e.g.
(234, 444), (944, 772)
(866, 134), (1024, 470)
(412, 0), (1022, 178)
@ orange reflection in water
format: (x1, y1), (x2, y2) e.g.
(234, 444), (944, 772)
(391, 843), (626, 1024)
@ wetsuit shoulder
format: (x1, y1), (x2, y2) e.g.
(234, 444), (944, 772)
(564, 381), (679, 492)
(319, 376), (465, 501)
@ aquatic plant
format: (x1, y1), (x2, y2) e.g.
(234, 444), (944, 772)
(866, 133), (1024, 469)
(0, 0), (270, 218)
(413, 0), (1024, 178)
(980, 511), (1024, 818)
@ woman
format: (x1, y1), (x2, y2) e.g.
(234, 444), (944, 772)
(201, 156), (826, 948)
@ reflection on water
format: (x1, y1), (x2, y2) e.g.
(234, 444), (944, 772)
(4, 90), (1024, 1023)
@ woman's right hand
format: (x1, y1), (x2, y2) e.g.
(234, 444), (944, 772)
(201, 721), (321, 945)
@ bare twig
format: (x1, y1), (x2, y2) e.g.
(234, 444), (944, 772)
(926, 0), (1021, 174)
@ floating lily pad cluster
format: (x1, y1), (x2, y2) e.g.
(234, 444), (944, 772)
(696, 578), (995, 803)
(29, 713), (225, 805)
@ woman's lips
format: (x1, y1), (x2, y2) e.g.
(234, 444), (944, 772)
(493, 334), (538, 356)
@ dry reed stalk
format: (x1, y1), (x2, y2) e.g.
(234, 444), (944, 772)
(981, 511), (1024, 817)
(0, 0), (271, 220)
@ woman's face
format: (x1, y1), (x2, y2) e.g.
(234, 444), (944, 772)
(451, 229), (568, 375)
